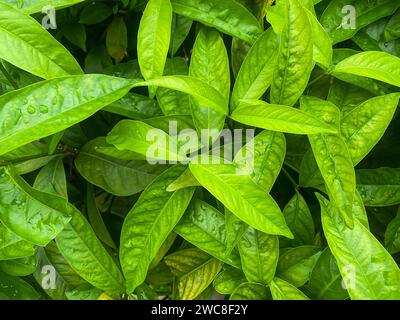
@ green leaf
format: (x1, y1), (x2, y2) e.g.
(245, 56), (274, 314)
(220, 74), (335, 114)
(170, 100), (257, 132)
(331, 49), (395, 96)
(234, 130), (286, 193)
(0, 224), (35, 261)
(2, 0), (85, 14)
(79, 2), (113, 25)
(157, 58), (190, 116)
(304, 6), (332, 69)
(213, 266), (246, 295)
(174, 200), (241, 268)
(170, 0), (262, 44)
(0, 75), (134, 156)
(301, 96), (356, 227)
(169, 14), (193, 56)
(320, 0), (400, 44)
(86, 185), (116, 249)
(106, 16), (128, 63)
(333, 51), (400, 87)
(230, 282), (270, 300)
(56, 206), (125, 294)
(238, 227), (279, 285)
(308, 248), (349, 300)
(189, 27), (230, 137)
(166, 168), (200, 192)
(75, 137), (162, 196)
(0, 270), (40, 300)
(120, 165), (195, 293)
(385, 10), (400, 41)
(270, 277), (309, 300)
(0, 255), (37, 276)
(341, 93), (400, 165)
(34, 157), (67, 198)
(277, 246), (322, 287)
(63, 24), (87, 52)
(0, 166), (71, 246)
(0, 2), (82, 79)
(356, 168), (400, 207)
(189, 158), (293, 238)
(33, 241), (85, 300)
(107, 120), (186, 162)
(385, 211), (400, 254)
(231, 28), (279, 111)
(165, 248), (222, 300)
(138, 0), (172, 97)
(132, 76), (228, 116)
(104, 93), (162, 120)
(318, 194), (400, 300)
(280, 191), (315, 248)
(268, 0), (313, 106)
(231, 100), (338, 135)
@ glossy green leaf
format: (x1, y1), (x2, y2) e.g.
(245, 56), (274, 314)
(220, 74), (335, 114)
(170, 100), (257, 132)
(341, 93), (400, 165)
(56, 206), (125, 294)
(231, 100), (338, 135)
(107, 120), (186, 162)
(318, 194), (400, 300)
(76, 137), (162, 196)
(231, 28), (279, 111)
(308, 248), (349, 300)
(0, 224), (35, 261)
(230, 282), (270, 300)
(320, 0), (400, 44)
(86, 185), (116, 249)
(132, 76), (228, 116)
(33, 157), (67, 198)
(171, 0), (262, 44)
(333, 51), (400, 87)
(169, 14), (193, 56)
(304, 7), (332, 69)
(189, 158), (293, 238)
(234, 130), (286, 193)
(0, 2), (82, 79)
(0, 270), (40, 300)
(280, 191), (315, 247)
(120, 165), (195, 293)
(301, 96), (356, 227)
(0, 255), (37, 276)
(213, 266), (246, 295)
(2, 0), (85, 14)
(33, 242), (85, 300)
(356, 168), (400, 207)
(165, 248), (222, 300)
(385, 211), (400, 254)
(268, 0), (313, 106)
(138, 0), (172, 97)
(0, 166), (71, 246)
(189, 27), (230, 137)
(174, 200), (240, 268)
(157, 58), (190, 116)
(238, 227), (279, 285)
(270, 277), (309, 300)
(277, 246), (322, 287)
(385, 10), (400, 41)
(0, 75), (134, 156)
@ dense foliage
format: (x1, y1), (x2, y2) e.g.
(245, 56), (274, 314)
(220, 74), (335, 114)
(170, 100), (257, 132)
(0, 0), (399, 300)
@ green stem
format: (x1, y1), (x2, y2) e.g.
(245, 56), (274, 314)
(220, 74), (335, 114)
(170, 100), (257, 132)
(0, 62), (18, 90)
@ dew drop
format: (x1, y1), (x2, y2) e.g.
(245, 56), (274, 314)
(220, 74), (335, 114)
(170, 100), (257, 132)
(39, 105), (49, 114)
(27, 106), (36, 114)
